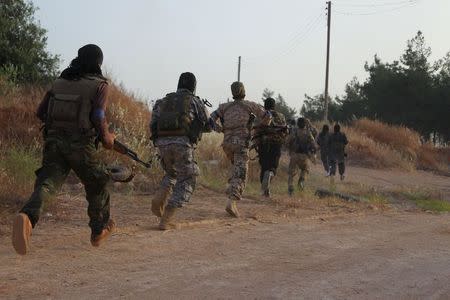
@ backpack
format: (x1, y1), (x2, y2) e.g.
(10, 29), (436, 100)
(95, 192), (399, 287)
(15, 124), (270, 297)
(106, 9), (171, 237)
(293, 129), (314, 154)
(157, 92), (193, 137)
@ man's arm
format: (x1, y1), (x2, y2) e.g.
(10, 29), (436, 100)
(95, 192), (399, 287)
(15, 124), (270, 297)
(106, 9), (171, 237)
(36, 91), (51, 122)
(248, 102), (272, 126)
(91, 82), (115, 149)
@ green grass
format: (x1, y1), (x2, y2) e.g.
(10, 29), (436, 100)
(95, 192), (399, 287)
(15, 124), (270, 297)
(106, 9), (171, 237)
(397, 190), (450, 212)
(0, 146), (39, 187)
(414, 199), (450, 212)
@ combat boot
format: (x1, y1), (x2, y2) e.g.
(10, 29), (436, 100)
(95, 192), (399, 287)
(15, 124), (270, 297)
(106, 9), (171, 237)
(225, 199), (240, 218)
(288, 186), (294, 197)
(298, 179), (305, 191)
(159, 206), (177, 230)
(151, 188), (170, 217)
(91, 219), (116, 247)
(261, 171), (274, 197)
(12, 213), (32, 255)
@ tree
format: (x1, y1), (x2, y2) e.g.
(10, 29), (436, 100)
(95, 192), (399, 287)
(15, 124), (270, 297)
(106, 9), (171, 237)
(0, 0), (59, 83)
(261, 89), (297, 120)
(300, 94), (342, 122)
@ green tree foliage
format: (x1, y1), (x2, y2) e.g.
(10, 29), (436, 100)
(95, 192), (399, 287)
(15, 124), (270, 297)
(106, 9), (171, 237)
(301, 31), (450, 144)
(0, 0), (59, 83)
(261, 88), (297, 120)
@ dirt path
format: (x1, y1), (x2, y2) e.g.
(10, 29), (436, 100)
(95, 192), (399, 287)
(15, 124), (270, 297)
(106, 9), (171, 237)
(313, 164), (450, 201)
(1, 179), (450, 299)
(1, 166), (449, 299)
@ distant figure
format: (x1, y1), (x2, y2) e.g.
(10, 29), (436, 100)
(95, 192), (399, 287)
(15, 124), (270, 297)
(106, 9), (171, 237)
(150, 72), (212, 230)
(328, 123), (348, 182)
(286, 117), (316, 195)
(210, 82), (272, 217)
(12, 44), (116, 255)
(253, 97), (287, 197)
(316, 124), (331, 176)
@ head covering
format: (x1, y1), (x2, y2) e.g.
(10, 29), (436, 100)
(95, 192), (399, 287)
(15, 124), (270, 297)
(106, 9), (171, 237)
(322, 124), (329, 133)
(264, 97), (276, 110)
(334, 123), (341, 133)
(231, 81), (245, 100)
(60, 44), (103, 80)
(297, 117), (306, 129)
(177, 72), (197, 93)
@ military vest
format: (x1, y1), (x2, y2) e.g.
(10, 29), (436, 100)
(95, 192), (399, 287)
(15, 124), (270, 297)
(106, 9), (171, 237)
(292, 128), (314, 154)
(46, 76), (105, 134)
(157, 92), (194, 137)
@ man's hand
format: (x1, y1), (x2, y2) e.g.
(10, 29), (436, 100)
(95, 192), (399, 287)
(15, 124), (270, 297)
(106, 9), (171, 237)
(102, 131), (115, 149)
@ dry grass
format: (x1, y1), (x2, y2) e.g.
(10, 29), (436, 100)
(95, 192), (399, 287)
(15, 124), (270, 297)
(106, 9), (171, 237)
(0, 84), (448, 213)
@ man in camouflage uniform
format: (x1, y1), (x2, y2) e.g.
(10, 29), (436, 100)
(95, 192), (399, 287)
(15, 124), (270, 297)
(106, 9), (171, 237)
(253, 97), (287, 197)
(150, 72), (211, 230)
(328, 123), (348, 183)
(210, 81), (271, 217)
(12, 44), (116, 255)
(286, 117), (316, 195)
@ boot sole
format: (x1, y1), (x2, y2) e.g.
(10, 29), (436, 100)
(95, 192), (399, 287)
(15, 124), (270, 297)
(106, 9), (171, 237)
(91, 220), (116, 247)
(12, 214), (30, 255)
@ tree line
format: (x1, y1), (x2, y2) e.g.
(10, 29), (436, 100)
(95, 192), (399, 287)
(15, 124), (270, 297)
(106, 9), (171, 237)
(300, 31), (450, 145)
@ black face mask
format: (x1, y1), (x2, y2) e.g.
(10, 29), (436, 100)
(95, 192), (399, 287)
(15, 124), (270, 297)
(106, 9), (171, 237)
(60, 44), (103, 80)
(177, 72), (197, 94)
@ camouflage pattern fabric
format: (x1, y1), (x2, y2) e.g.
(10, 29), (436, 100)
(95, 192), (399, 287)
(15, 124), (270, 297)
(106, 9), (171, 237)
(222, 142), (249, 201)
(156, 144), (199, 208)
(254, 110), (287, 145)
(288, 153), (310, 190)
(20, 134), (111, 235)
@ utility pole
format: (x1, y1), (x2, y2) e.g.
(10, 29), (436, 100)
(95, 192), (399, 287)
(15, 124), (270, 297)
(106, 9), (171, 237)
(324, 1), (331, 121)
(238, 56), (241, 82)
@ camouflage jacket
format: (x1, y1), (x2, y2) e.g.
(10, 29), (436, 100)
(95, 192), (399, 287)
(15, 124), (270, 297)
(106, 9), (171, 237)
(253, 110), (287, 145)
(211, 99), (271, 145)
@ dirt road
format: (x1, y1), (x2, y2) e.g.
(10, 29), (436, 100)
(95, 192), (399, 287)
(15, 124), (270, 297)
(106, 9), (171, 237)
(1, 177), (449, 299)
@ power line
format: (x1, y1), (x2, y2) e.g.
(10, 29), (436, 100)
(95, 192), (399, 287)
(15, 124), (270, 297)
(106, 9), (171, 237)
(333, 0), (416, 7)
(245, 10), (325, 65)
(334, 0), (419, 15)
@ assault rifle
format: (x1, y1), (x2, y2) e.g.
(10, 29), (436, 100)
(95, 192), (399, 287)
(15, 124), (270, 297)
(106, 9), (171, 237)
(201, 98), (212, 107)
(251, 124), (288, 141)
(113, 140), (152, 168)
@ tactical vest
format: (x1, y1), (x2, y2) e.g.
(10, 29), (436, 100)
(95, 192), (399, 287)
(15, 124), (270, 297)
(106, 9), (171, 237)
(46, 76), (105, 134)
(292, 128), (314, 154)
(157, 92), (193, 137)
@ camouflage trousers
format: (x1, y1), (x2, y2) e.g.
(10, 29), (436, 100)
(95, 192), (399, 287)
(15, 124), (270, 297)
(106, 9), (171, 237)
(288, 153), (310, 189)
(155, 144), (199, 209)
(20, 134), (111, 235)
(222, 142), (249, 201)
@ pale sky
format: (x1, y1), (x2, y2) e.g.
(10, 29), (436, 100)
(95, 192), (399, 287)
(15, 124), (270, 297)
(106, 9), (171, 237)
(33, 0), (450, 111)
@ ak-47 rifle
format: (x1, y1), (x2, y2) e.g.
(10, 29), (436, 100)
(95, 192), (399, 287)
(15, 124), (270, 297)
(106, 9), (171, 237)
(113, 140), (152, 168)
(201, 98), (212, 107)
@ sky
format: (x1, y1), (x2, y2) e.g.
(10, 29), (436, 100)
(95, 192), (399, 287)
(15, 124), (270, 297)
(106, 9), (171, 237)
(33, 0), (450, 110)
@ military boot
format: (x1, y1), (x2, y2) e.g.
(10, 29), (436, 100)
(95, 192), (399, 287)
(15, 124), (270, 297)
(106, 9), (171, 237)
(151, 188), (170, 217)
(261, 171), (274, 198)
(298, 179), (305, 191)
(159, 207), (177, 230)
(91, 219), (116, 247)
(288, 186), (294, 197)
(12, 213), (32, 255)
(225, 199), (240, 218)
